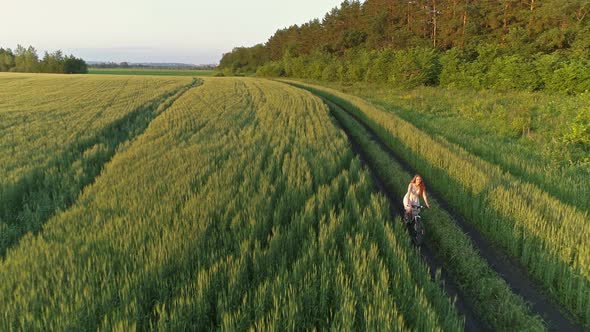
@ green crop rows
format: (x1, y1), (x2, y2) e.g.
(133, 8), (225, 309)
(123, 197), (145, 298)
(332, 83), (590, 214)
(322, 97), (546, 330)
(0, 75), (463, 330)
(4, 72), (585, 329)
(287, 80), (590, 327)
(0, 73), (195, 257)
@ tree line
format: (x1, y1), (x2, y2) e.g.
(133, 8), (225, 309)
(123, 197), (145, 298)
(219, 0), (590, 93)
(0, 45), (88, 74)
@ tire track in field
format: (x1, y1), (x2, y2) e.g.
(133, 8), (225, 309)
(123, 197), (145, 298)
(0, 79), (201, 258)
(317, 94), (582, 332)
(324, 99), (485, 332)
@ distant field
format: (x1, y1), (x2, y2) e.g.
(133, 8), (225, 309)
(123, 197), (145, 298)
(88, 67), (216, 76)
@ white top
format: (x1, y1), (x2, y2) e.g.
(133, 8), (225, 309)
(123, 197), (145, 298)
(403, 183), (421, 207)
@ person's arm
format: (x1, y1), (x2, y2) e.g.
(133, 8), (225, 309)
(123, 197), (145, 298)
(423, 191), (430, 208)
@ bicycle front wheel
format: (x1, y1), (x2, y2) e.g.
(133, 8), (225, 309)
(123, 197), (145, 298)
(413, 218), (425, 246)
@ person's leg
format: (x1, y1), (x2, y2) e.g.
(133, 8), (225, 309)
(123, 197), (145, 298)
(403, 195), (410, 222)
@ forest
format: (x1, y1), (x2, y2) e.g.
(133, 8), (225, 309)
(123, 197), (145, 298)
(218, 0), (590, 93)
(0, 45), (87, 74)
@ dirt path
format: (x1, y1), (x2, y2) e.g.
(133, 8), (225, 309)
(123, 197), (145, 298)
(322, 96), (582, 332)
(327, 99), (486, 332)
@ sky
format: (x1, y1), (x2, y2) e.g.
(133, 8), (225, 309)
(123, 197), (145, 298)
(1, 0), (345, 65)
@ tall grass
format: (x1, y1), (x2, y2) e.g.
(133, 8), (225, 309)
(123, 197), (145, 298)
(287, 80), (590, 327)
(324, 82), (590, 213)
(0, 73), (195, 256)
(325, 97), (545, 330)
(0, 78), (462, 330)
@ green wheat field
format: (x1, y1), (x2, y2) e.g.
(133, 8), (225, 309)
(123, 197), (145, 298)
(1, 72), (588, 330)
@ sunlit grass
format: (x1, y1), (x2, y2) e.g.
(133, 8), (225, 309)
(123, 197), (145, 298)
(287, 80), (590, 327)
(0, 72), (194, 256)
(325, 97), (545, 331)
(0, 77), (462, 330)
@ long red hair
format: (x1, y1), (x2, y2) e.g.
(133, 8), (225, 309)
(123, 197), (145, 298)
(410, 175), (425, 195)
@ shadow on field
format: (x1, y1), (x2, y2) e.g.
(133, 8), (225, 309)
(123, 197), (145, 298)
(0, 79), (200, 258)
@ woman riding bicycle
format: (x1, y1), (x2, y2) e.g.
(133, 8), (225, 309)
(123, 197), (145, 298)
(403, 174), (430, 221)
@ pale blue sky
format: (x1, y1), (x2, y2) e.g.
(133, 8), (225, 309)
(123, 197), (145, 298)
(2, 0), (344, 64)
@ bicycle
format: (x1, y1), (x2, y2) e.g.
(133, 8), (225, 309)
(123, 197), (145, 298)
(404, 204), (426, 246)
